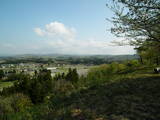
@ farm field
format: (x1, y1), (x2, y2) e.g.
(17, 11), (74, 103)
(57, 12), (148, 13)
(0, 81), (14, 91)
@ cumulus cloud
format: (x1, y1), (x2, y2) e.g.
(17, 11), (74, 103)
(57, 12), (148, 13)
(34, 21), (75, 39)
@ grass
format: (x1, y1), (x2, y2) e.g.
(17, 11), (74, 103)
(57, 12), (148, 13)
(56, 77), (159, 119)
(48, 67), (160, 120)
(0, 81), (14, 91)
(1, 65), (160, 120)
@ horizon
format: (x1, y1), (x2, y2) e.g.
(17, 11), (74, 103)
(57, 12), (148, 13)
(0, 53), (137, 58)
(0, 0), (135, 55)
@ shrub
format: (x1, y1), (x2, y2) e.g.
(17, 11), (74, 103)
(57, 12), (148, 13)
(0, 93), (32, 119)
(9, 93), (32, 112)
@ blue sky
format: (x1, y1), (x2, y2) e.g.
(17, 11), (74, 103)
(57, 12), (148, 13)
(0, 0), (135, 55)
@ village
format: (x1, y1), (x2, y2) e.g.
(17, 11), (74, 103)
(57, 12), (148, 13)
(0, 63), (89, 77)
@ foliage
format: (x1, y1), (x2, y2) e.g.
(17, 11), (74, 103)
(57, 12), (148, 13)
(0, 61), (160, 119)
(48, 75), (160, 120)
(65, 68), (79, 83)
(14, 69), (53, 104)
(0, 70), (5, 79)
(108, 0), (160, 65)
(0, 93), (32, 119)
(108, 0), (160, 43)
(83, 62), (137, 87)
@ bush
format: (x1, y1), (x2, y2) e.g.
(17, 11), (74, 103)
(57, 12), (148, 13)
(0, 93), (32, 119)
(9, 93), (32, 112)
(86, 63), (122, 86)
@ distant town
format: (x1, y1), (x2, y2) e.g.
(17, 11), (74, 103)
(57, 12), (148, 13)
(0, 54), (138, 77)
(0, 62), (89, 78)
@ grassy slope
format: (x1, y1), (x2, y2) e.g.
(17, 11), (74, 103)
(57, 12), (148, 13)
(2, 66), (160, 120)
(0, 81), (14, 91)
(50, 69), (160, 120)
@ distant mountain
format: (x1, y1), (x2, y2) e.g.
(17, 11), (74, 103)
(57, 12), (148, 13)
(0, 54), (139, 59)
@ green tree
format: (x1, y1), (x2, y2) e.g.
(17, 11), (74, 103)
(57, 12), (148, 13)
(30, 69), (53, 103)
(71, 68), (79, 83)
(108, 0), (160, 65)
(66, 68), (79, 83)
(13, 69), (53, 104)
(108, 0), (160, 44)
(0, 70), (5, 79)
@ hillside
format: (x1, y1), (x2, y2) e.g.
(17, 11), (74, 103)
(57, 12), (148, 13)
(50, 75), (160, 120)
(1, 64), (160, 120)
(0, 54), (138, 65)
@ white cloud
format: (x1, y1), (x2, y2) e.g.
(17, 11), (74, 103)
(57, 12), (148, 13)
(34, 21), (75, 39)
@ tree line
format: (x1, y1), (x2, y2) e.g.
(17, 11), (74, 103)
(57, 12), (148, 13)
(1, 68), (79, 104)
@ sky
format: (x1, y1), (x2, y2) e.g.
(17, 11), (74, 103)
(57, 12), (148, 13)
(0, 0), (135, 55)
